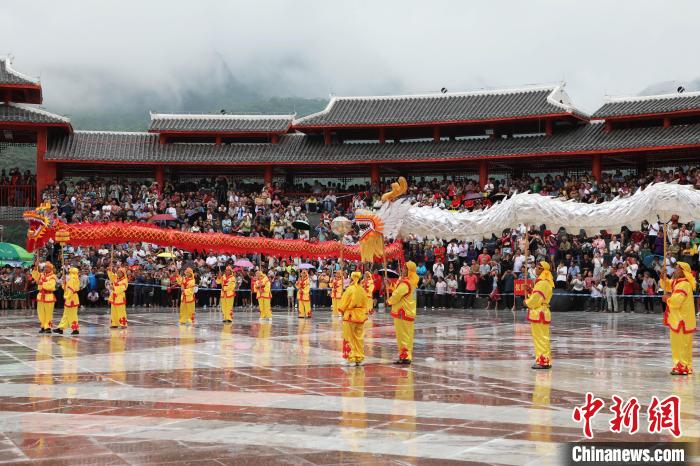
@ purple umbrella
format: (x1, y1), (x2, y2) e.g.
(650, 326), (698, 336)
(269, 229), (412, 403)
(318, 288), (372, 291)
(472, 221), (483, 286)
(298, 263), (315, 269)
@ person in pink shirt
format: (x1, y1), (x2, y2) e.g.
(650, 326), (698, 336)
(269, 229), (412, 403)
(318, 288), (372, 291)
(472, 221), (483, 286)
(464, 270), (478, 309)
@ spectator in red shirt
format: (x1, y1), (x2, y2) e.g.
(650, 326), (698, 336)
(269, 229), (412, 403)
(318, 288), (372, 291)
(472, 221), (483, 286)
(433, 244), (446, 263)
(477, 248), (491, 265)
(621, 273), (636, 313)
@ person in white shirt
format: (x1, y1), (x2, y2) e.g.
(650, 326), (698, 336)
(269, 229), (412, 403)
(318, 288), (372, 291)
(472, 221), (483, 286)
(432, 261), (445, 279)
(555, 262), (568, 289)
(445, 274), (458, 308)
(590, 280), (604, 312)
(608, 236), (621, 255)
(435, 277), (448, 309)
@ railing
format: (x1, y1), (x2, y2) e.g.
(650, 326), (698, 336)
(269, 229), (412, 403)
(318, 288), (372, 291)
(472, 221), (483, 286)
(0, 185), (36, 207)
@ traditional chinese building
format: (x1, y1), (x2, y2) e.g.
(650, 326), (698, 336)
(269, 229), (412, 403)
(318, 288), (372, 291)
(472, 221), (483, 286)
(2, 56), (700, 203)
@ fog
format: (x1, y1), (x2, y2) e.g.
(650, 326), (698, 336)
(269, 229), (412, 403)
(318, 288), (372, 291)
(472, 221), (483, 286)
(2, 0), (700, 115)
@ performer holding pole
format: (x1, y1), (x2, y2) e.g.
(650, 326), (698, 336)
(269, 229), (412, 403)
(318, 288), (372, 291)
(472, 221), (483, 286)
(387, 261), (419, 365)
(525, 261), (554, 369)
(338, 271), (369, 366)
(54, 267), (80, 335)
(217, 266), (236, 323)
(661, 261), (696, 375)
(32, 259), (56, 333)
(107, 263), (129, 329)
(331, 270), (344, 317)
(297, 270), (311, 318)
(176, 268), (197, 325)
(255, 270), (272, 320)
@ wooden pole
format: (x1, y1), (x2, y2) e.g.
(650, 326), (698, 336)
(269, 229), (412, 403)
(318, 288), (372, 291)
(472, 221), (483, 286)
(381, 234), (389, 303)
(524, 226), (530, 299)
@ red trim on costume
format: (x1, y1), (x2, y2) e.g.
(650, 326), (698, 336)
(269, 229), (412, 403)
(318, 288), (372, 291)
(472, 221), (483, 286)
(533, 290), (545, 299)
(37, 292), (56, 303)
(257, 295), (271, 300)
(667, 320), (697, 334)
(390, 308), (415, 321)
(673, 289), (688, 296)
(526, 310), (551, 324)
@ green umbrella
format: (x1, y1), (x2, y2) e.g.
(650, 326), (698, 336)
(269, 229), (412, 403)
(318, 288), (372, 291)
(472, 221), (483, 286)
(0, 243), (34, 263)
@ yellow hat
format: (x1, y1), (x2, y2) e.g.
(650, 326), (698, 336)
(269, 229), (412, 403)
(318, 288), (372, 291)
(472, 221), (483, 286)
(405, 261), (419, 288)
(69, 267), (79, 276)
(351, 271), (361, 283)
(185, 267), (194, 276)
(677, 262), (696, 290)
(540, 261), (550, 271)
(538, 261), (554, 286)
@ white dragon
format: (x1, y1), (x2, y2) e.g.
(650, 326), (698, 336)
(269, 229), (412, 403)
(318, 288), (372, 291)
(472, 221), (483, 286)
(358, 179), (700, 244)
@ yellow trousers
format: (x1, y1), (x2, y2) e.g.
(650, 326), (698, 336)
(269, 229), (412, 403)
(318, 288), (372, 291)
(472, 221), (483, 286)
(299, 300), (311, 317)
(179, 301), (195, 324)
(221, 297), (234, 321)
(670, 331), (693, 373)
(259, 298), (271, 318)
(393, 318), (414, 361)
(531, 322), (551, 366)
(110, 304), (127, 327)
(37, 302), (55, 329)
(332, 299), (342, 316)
(341, 319), (351, 359)
(58, 306), (79, 331)
(344, 322), (365, 363)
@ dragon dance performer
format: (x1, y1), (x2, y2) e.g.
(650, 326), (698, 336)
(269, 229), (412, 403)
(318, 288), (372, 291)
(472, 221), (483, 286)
(32, 262), (56, 333)
(255, 271), (272, 319)
(54, 267), (80, 335)
(338, 271), (369, 366)
(525, 261), (554, 369)
(297, 270), (311, 318)
(108, 265), (129, 328)
(177, 268), (197, 325)
(387, 261), (419, 365)
(362, 271), (375, 315)
(661, 261), (696, 375)
(331, 270), (344, 317)
(217, 266), (236, 323)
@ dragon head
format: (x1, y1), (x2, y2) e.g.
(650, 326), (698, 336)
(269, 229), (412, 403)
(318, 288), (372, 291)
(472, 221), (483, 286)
(354, 210), (385, 262)
(23, 202), (58, 252)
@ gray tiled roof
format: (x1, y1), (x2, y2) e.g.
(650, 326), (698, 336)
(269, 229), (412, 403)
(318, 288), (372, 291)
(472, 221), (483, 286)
(0, 103), (70, 125)
(592, 92), (700, 119)
(294, 84), (586, 127)
(149, 113), (294, 133)
(44, 122), (700, 164)
(0, 58), (39, 86)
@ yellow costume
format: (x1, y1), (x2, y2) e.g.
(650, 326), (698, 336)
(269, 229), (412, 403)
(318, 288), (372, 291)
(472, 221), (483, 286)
(56, 267), (80, 334)
(217, 267), (236, 322)
(331, 272), (344, 317)
(255, 272), (272, 319)
(297, 271), (311, 318)
(177, 269), (197, 324)
(32, 263), (56, 332)
(387, 261), (419, 364)
(107, 268), (129, 328)
(661, 262), (696, 375)
(338, 271), (369, 365)
(524, 261), (554, 369)
(362, 272), (375, 315)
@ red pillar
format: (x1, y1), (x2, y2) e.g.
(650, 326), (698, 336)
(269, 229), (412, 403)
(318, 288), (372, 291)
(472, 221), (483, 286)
(264, 165), (273, 186)
(159, 134), (168, 144)
(433, 126), (440, 142)
(378, 127), (386, 144)
(271, 134), (279, 144)
(544, 119), (553, 136)
(35, 128), (55, 201)
(2, 89), (10, 103)
(215, 135), (222, 145)
(603, 121), (612, 133)
(479, 160), (488, 189)
(154, 165), (165, 190)
(663, 117), (671, 128)
(591, 154), (602, 182)
(370, 165), (380, 187)
(323, 129), (332, 145)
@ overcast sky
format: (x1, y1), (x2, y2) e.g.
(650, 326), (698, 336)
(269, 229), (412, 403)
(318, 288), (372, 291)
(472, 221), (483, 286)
(3, 0), (700, 114)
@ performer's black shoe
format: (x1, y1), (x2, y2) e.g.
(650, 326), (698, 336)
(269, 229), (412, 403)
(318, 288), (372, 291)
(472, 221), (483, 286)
(110, 326), (118, 329)
(39, 328), (45, 333)
(531, 364), (551, 370)
(52, 328), (63, 334)
(393, 359), (404, 364)
(401, 359), (412, 365)
(71, 330), (79, 335)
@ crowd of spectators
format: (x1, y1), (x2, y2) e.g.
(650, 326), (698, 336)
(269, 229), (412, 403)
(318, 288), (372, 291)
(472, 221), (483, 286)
(2, 166), (699, 315)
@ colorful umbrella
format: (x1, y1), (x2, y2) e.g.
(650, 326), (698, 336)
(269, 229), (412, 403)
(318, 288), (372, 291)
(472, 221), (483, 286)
(298, 263), (315, 269)
(157, 252), (176, 258)
(0, 243), (33, 263)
